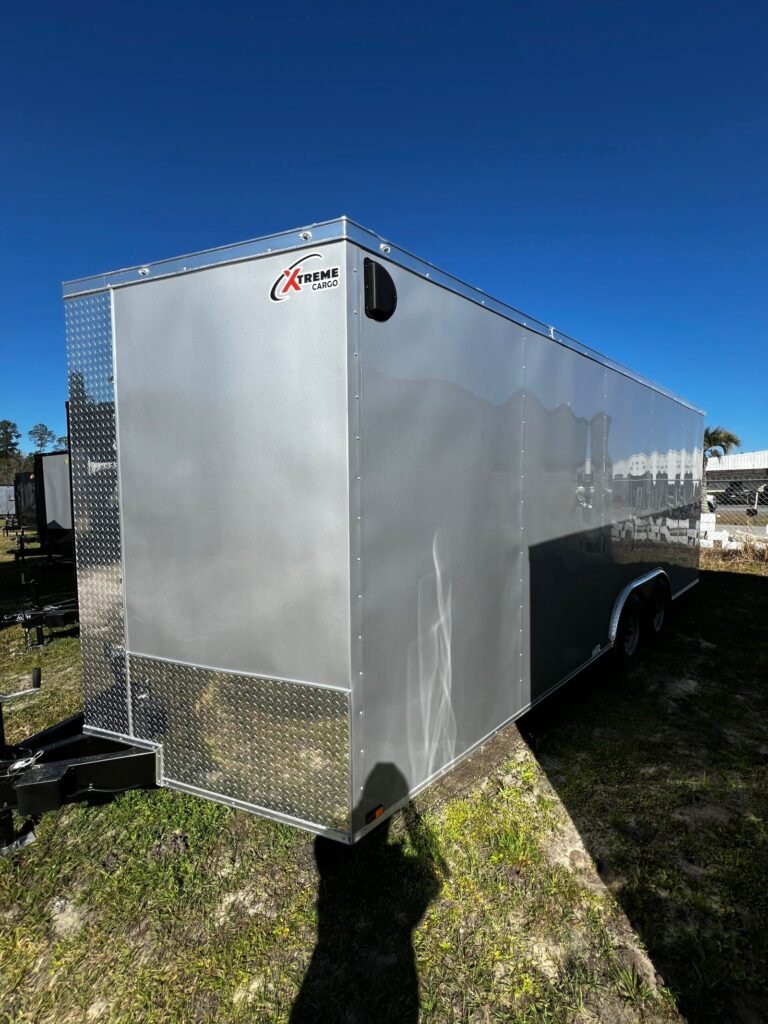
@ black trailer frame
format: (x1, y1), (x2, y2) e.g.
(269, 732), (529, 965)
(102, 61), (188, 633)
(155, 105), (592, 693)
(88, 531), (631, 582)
(0, 679), (157, 856)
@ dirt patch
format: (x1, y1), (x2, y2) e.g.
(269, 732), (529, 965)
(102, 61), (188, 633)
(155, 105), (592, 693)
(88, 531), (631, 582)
(678, 858), (710, 879)
(49, 896), (83, 937)
(674, 803), (730, 826)
(215, 887), (279, 925)
(147, 831), (189, 860)
(86, 998), (109, 1021)
(529, 940), (562, 981)
(232, 975), (280, 1010)
(422, 725), (528, 806)
(662, 677), (701, 699)
(546, 814), (603, 892)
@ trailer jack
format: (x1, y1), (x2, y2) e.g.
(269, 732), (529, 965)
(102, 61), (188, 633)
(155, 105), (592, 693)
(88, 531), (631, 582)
(0, 674), (157, 856)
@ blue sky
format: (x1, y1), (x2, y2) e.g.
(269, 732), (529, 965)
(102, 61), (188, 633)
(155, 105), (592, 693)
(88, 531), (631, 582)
(1, 1), (766, 450)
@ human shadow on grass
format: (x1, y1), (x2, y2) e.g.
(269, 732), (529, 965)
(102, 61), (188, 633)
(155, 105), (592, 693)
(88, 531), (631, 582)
(290, 763), (445, 1024)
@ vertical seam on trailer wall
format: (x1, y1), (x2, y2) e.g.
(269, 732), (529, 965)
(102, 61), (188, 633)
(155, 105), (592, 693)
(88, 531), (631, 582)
(520, 332), (527, 703)
(349, 244), (366, 812)
(602, 366), (608, 554)
(650, 390), (655, 525)
(109, 286), (133, 738)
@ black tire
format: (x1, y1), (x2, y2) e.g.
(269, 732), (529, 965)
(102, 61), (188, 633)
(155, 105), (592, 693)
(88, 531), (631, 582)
(614, 592), (643, 664)
(646, 581), (671, 639)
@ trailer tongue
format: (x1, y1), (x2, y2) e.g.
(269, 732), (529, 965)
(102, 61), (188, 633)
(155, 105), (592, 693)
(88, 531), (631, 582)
(0, 678), (156, 856)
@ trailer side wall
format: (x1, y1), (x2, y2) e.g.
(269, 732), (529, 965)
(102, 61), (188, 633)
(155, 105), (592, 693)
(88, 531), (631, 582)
(525, 340), (701, 699)
(352, 252), (526, 826)
(353, 249), (701, 828)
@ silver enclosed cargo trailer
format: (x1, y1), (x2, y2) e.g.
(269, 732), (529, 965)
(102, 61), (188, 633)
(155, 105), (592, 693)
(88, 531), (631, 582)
(33, 450), (74, 556)
(62, 218), (703, 842)
(0, 485), (14, 517)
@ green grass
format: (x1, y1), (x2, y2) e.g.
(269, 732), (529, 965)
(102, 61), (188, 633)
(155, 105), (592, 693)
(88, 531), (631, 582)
(0, 533), (82, 736)
(1, 529), (767, 1023)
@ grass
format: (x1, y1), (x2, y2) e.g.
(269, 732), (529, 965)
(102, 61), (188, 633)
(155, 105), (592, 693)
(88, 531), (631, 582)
(716, 510), (768, 528)
(0, 532), (82, 735)
(522, 557), (768, 1023)
(1, 529), (767, 1023)
(701, 535), (768, 570)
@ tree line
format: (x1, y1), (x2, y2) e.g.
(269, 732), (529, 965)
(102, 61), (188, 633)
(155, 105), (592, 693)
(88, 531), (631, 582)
(0, 419), (68, 486)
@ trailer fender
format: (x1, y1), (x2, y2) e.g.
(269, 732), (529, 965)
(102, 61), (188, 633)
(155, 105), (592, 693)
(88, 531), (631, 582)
(608, 569), (671, 646)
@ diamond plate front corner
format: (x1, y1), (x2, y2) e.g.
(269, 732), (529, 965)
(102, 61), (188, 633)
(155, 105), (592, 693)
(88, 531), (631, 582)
(129, 657), (352, 832)
(65, 291), (129, 737)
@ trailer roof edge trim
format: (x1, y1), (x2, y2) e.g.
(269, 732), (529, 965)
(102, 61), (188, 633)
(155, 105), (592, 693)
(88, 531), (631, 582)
(62, 216), (704, 415)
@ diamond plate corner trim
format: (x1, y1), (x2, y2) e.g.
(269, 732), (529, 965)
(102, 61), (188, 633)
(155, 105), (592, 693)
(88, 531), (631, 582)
(65, 292), (129, 737)
(129, 656), (352, 831)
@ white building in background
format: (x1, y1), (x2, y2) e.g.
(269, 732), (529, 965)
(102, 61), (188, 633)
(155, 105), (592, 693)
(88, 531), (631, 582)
(611, 448), (702, 480)
(706, 450), (768, 476)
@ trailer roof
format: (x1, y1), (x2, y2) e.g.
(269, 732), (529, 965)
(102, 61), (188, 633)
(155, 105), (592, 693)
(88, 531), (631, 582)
(63, 216), (704, 415)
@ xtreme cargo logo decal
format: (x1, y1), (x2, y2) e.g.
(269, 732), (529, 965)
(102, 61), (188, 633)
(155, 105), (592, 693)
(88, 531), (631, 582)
(269, 252), (341, 302)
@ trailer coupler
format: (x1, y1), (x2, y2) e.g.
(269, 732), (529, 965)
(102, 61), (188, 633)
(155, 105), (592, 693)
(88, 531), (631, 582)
(1, 695), (157, 856)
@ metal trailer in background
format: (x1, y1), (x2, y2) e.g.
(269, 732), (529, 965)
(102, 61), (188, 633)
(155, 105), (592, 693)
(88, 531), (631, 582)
(51, 218), (703, 843)
(7, 454), (73, 554)
(14, 472), (37, 530)
(33, 451), (74, 556)
(0, 485), (14, 518)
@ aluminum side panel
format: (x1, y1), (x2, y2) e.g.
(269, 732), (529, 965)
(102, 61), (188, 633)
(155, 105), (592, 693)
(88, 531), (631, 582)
(65, 292), (129, 736)
(523, 340), (609, 698)
(606, 375), (701, 592)
(112, 244), (351, 689)
(524, 344), (701, 699)
(644, 390), (701, 590)
(41, 453), (73, 531)
(128, 655), (351, 832)
(354, 254), (524, 819)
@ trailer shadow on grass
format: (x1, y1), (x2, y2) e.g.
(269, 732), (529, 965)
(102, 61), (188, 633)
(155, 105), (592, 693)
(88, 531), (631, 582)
(290, 763), (445, 1024)
(518, 567), (768, 1024)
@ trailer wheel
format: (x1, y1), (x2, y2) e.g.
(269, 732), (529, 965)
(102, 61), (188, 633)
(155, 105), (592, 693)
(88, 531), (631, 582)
(647, 581), (670, 638)
(615, 593), (642, 662)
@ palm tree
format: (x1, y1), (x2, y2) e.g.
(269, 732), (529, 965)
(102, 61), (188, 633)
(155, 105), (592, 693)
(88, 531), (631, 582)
(702, 425), (742, 512)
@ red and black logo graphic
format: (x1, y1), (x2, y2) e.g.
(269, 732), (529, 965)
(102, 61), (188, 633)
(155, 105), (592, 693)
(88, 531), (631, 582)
(269, 252), (341, 302)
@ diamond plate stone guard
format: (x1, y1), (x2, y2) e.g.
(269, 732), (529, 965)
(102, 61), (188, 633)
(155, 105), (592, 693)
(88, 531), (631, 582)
(129, 656), (352, 832)
(65, 292), (130, 737)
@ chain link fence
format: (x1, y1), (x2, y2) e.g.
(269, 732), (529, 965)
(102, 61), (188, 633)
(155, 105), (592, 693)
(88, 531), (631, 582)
(702, 476), (768, 553)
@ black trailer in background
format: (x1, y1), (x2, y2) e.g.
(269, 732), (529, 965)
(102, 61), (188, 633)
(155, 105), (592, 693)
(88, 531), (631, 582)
(1, 449), (78, 698)
(9, 452), (74, 565)
(13, 472), (37, 530)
